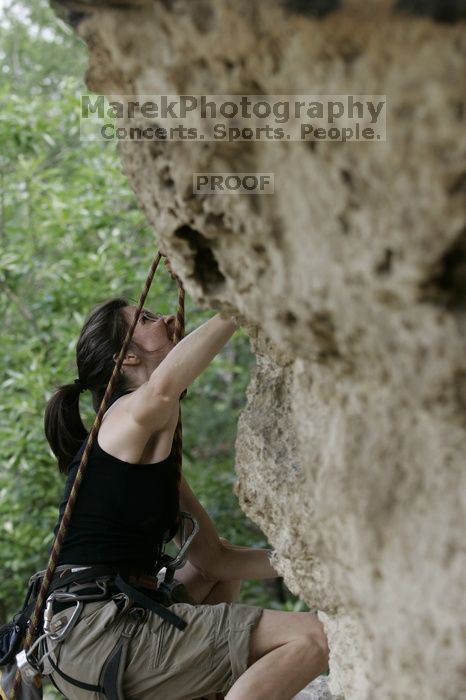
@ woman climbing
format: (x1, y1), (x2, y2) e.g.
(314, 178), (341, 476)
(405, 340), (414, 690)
(41, 296), (330, 700)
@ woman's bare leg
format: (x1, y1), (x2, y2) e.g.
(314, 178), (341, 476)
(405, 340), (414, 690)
(174, 558), (242, 605)
(226, 609), (330, 700)
(173, 557), (329, 700)
(174, 558), (218, 603)
(175, 561), (240, 700)
(202, 578), (242, 604)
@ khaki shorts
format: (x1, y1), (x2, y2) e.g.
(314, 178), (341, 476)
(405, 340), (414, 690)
(43, 590), (263, 699)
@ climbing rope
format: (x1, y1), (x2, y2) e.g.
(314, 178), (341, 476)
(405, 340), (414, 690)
(164, 254), (186, 494)
(9, 249), (185, 700)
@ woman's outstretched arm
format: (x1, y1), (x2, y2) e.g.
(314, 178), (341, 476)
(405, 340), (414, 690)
(127, 314), (238, 431)
(175, 474), (280, 582)
(154, 313), (238, 398)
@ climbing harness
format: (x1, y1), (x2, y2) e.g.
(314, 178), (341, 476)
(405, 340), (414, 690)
(0, 249), (195, 700)
(13, 510), (198, 700)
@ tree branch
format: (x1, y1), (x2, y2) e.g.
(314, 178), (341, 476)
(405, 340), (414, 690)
(0, 281), (41, 335)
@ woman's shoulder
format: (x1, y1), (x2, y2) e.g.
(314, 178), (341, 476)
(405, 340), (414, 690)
(97, 391), (179, 466)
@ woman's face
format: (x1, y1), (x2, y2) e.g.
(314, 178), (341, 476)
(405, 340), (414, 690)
(123, 305), (176, 358)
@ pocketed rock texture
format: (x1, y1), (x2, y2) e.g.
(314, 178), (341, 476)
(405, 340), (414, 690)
(51, 1), (466, 699)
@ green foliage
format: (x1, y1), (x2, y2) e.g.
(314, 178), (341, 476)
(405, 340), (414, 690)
(0, 0), (303, 626)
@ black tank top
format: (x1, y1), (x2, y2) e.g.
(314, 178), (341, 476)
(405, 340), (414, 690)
(51, 389), (180, 574)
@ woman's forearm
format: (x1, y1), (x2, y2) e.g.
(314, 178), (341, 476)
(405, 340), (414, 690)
(207, 541), (280, 582)
(175, 475), (280, 582)
(150, 313), (237, 398)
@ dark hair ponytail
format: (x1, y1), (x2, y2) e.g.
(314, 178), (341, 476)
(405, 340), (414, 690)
(44, 383), (89, 474)
(44, 297), (130, 474)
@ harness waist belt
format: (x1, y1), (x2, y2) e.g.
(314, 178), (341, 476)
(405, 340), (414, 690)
(43, 566), (188, 631)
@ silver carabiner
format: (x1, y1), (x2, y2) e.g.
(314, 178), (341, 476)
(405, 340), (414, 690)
(44, 600), (84, 642)
(43, 594), (84, 641)
(167, 512), (200, 570)
(16, 599), (83, 683)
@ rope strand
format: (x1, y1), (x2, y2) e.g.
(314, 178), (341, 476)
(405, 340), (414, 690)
(163, 255), (186, 533)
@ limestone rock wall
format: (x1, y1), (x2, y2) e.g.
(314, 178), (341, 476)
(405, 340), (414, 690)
(52, 1), (466, 698)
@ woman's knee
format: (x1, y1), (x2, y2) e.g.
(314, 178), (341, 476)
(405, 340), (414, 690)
(303, 629), (330, 673)
(248, 609), (329, 666)
(295, 631), (330, 676)
(202, 577), (242, 604)
(310, 615), (330, 661)
(296, 615), (330, 671)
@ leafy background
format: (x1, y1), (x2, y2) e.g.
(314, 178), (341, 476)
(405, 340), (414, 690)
(0, 0), (308, 635)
